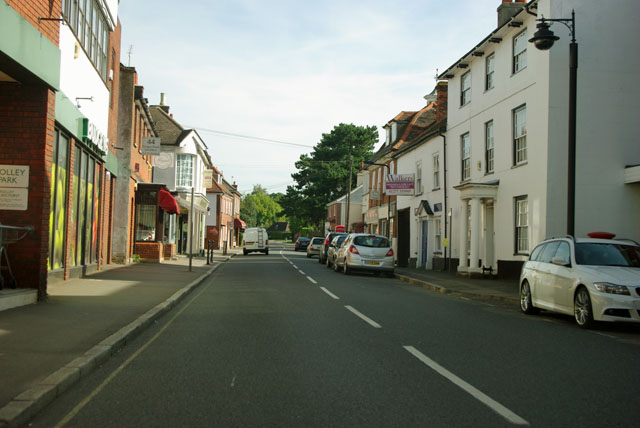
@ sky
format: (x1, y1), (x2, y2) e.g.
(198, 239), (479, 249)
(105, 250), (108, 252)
(117, 0), (502, 195)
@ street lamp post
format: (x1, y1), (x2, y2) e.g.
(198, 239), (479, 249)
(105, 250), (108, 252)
(529, 10), (577, 236)
(364, 161), (391, 239)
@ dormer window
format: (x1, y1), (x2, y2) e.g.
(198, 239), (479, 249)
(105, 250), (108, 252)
(391, 123), (398, 142)
(385, 128), (391, 145)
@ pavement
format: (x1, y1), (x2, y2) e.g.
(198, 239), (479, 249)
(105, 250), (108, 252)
(0, 245), (520, 428)
(394, 266), (520, 305)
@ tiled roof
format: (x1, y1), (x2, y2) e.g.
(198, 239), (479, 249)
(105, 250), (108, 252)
(149, 106), (186, 145)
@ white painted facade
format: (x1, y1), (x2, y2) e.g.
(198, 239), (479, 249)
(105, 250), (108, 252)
(153, 132), (211, 255)
(58, 0), (118, 152)
(440, 0), (640, 277)
(395, 136), (445, 269)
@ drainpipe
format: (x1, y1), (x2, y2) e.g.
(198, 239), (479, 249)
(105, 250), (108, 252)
(439, 131), (448, 271)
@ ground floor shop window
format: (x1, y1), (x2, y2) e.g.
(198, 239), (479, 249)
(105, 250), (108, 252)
(69, 147), (103, 267)
(48, 129), (69, 270)
(136, 204), (157, 241)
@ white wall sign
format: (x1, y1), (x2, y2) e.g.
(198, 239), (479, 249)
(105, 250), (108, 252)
(0, 188), (28, 210)
(0, 165), (29, 187)
(141, 137), (161, 155)
(154, 152), (174, 169)
(0, 165), (29, 211)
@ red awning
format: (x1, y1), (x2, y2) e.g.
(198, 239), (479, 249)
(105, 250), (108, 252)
(159, 189), (180, 215)
(234, 218), (246, 229)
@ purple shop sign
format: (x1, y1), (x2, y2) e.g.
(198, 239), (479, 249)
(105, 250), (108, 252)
(384, 174), (415, 196)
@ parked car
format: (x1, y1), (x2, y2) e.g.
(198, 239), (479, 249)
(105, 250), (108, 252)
(243, 227), (269, 255)
(294, 237), (310, 251)
(318, 231), (347, 264)
(306, 237), (324, 258)
(333, 233), (394, 276)
(519, 234), (640, 328)
(326, 234), (347, 268)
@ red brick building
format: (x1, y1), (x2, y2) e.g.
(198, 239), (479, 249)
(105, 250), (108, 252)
(0, 1), (121, 298)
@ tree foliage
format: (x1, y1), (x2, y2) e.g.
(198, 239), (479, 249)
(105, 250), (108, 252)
(280, 123), (378, 230)
(240, 185), (282, 228)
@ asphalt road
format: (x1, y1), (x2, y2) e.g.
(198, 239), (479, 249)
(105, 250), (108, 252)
(29, 243), (640, 427)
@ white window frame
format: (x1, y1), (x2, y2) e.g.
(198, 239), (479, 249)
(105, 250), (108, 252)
(485, 120), (494, 174)
(433, 153), (440, 189)
(460, 71), (471, 106)
(485, 53), (495, 90)
(176, 154), (194, 188)
(515, 195), (529, 254)
(513, 30), (527, 74)
(461, 133), (471, 181)
(434, 218), (442, 252)
(513, 105), (527, 165)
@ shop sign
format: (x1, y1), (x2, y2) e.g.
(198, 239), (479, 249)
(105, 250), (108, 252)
(141, 137), (161, 155)
(0, 165), (29, 210)
(81, 118), (108, 156)
(366, 208), (378, 223)
(384, 174), (415, 196)
(203, 169), (214, 188)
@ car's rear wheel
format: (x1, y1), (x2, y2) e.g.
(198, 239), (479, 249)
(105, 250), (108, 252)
(343, 261), (350, 275)
(520, 281), (538, 314)
(333, 258), (340, 272)
(574, 287), (594, 329)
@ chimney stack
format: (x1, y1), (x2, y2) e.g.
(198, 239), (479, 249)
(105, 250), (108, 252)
(158, 93), (170, 114)
(435, 81), (448, 124)
(497, 0), (526, 27)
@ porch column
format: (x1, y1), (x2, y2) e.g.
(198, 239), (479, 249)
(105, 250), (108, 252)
(458, 200), (468, 270)
(469, 197), (481, 273)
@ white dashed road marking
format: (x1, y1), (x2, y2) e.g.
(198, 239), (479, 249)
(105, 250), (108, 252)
(403, 346), (529, 426)
(344, 305), (381, 328)
(320, 287), (340, 300)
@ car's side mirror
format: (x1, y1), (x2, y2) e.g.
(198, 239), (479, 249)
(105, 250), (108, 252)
(551, 257), (570, 267)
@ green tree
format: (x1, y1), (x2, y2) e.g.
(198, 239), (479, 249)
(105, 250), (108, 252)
(240, 185), (282, 228)
(282, 123), (377, 229)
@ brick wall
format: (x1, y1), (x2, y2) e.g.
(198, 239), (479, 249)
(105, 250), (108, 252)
(163, 243), (175, 259)
(0, 83), (55, 297)
(6, 0), (61, 46)
(134, 242), (163, 263)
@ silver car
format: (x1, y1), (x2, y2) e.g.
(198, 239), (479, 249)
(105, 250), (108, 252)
(306, 237), (324, 258)
(334, 233), (394, 276)
(325, 234), (347, 269)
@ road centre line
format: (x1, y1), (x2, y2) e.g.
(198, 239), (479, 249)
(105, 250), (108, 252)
(320, 287), (340, 300)
(292, 264), (298, 269)
(307, 276), (317, 284)
(344, 305), (382, 328)
(403, 346), (529, 426)
(298, 270), (305, 275)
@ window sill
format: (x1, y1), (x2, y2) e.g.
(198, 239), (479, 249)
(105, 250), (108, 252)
(432, 187), (441, 191)
(459, 179), (471, 184)
(511, 161), (528, 169)
(484, 171), (494, 176)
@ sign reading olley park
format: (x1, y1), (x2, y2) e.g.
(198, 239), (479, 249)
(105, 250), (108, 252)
(0, 165), (29, 211)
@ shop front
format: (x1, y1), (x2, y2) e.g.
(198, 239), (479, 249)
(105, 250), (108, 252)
(134, 183), (180, 262)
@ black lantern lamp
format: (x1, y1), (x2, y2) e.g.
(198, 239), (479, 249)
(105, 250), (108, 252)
(529, 20), (560, 50)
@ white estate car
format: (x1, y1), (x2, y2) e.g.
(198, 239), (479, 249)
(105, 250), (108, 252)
(519, 234), (640, 328)
(333, 233), (394, 276)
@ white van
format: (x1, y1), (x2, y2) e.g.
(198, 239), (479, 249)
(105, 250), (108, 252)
(243, 227), (269, 255)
